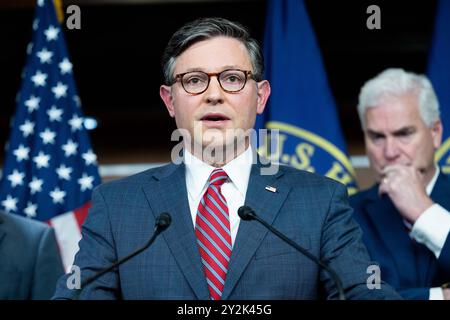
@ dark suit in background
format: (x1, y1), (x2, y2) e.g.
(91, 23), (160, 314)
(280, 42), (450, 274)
(351, 68), (450, 299)
(0, 211), (64, 299)
(350, 173), (450, 299)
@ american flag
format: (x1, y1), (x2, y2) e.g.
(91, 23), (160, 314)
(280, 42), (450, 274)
(0, 0), (101, 271)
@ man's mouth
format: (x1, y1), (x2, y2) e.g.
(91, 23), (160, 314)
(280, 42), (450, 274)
(201, 113), (230, 122)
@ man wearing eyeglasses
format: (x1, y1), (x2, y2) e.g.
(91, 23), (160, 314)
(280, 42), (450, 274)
(53, 17), (400, 300)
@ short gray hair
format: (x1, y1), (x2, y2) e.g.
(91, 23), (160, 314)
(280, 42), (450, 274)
(161, 17), (264, 85)
(357, 68), (440, 128)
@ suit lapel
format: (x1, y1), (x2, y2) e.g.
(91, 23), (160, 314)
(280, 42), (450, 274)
(221, 164), (290, 300)
(141, 163), (210, 300)
(430, 173), (450, 209)
(364, 186), (418, 283)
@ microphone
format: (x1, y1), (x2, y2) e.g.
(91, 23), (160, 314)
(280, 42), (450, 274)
(73, 212), (172, 298)
(238, 206), (346, 300)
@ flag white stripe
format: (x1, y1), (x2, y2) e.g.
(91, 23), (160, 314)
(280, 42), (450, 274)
(50, 211), (81, 272)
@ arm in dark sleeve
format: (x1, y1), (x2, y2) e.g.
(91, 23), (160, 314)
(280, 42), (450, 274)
(31, 227), (64, 299)
(437, 235), (450, 277)
(397, 287), (430, 300)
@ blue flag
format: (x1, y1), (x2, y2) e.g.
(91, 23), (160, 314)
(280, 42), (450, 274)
(256, 0), (357, 194)
(427, 0), (450, 173)
(0, 0), (101, 269)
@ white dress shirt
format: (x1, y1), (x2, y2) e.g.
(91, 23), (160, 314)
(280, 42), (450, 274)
(409, 165), (450, 300)
(184, 148), (253, 247)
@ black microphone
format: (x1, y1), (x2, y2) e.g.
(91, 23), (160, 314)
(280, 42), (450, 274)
(238, 206), (346, 300)
(73, 212), (172, 298)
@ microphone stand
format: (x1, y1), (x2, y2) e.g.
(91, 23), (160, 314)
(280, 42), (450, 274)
(239, 206), (346, 300)
(72, 213), (171, 299)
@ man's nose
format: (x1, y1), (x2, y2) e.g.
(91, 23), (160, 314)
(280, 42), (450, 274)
(384, 137), (401, 160)
(203, 76), (225, 105)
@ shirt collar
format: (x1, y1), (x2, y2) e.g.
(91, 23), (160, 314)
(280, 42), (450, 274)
(184, 147), (253, 199)
(222, 147), (253, 196)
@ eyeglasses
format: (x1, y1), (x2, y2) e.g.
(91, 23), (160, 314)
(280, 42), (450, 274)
(172, 69), (253, 95)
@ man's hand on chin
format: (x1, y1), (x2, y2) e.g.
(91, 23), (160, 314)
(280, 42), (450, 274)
(378, 164), (434, 223)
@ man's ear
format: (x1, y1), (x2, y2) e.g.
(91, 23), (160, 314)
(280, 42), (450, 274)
(431, 119), (443, 149)
(256, 80), (271, 114)
(160, 85), (175, 117)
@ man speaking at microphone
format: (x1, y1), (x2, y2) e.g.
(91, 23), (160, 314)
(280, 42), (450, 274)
(53, 17), (399, 300)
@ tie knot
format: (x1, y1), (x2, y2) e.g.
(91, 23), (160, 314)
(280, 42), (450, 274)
(209, 169), (228, 186)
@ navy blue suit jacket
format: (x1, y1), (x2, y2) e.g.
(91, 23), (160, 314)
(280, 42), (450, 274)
(0, 211), (64, 299)
(350, 173), (450, 299)
(53, 162), (400, 299)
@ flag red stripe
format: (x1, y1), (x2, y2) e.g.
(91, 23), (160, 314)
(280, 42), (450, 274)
(73, 202), (91, 230)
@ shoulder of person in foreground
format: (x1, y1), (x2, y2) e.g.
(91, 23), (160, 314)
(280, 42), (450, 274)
(0, 211), (64, 299)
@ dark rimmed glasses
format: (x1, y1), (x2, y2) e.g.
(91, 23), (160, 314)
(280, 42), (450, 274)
(172, 69), (253, 95)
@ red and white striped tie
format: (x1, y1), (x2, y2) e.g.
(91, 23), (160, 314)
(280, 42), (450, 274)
(195, 169), (232, 300)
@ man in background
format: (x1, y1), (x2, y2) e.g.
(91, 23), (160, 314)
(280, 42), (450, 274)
(350, 68), (450, 299)
(0, 210), (64, 299)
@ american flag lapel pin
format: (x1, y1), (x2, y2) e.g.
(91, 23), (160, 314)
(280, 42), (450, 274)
(265, 185), (277, 193)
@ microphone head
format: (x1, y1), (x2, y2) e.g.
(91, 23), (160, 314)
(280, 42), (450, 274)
(155, 212), (172, 231)
(238, 206), (256, 221)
